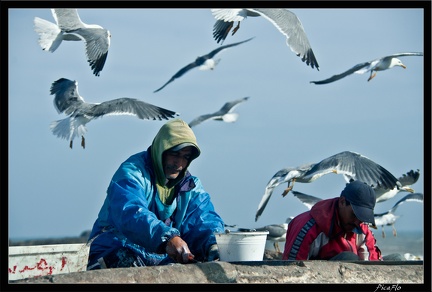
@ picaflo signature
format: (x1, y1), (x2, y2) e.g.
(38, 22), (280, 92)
(374, 284), (401, 292)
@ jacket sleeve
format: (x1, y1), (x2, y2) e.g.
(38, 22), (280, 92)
(107, 179), (180, 252)
(177, 177), (225, 260)
(361, 225), (383, 261)
(282, 215), (317, 260)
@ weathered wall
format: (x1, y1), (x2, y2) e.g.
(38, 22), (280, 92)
(10, 260), (425, 286)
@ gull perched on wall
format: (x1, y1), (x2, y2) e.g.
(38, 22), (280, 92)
(310, 52), (423, 84)
(254, 217), (293, 253)
(154, 37), (254, 93)
(255, 151), (402, 222)
(34, 9), (111, 76)
(188, 97), (250, 128)
(211, 8), (319, 70)
(49, 78), (179, 149)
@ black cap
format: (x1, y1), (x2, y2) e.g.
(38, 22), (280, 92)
(341, 180), (376, 225)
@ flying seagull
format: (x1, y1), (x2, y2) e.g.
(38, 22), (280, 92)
(188, 96), (250, 128)
(254, 217), (293, 253)
(154, 37), (254, 93)
(211, 8), (319, 70)
(292, 191), (424, 238)
(310, 52), (423, 84)
(49, 78), (179, 149)
(373, 193), (424, 238)
(375, 169), (420, 203)
(255, 151), (402, 221)
(34, 9), (111, 76)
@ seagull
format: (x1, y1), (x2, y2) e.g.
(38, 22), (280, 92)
(372, 193), (424, 238)
(292, 191), (424, 238)
(310, 52), (423, 84)
(49, 78), (179, 149)
(188, 97), (250, 128)
(254, 217), (293, 253)
(34, 9), (111, 76)
(211, 8), (319, 70)
(255, 151), (402, 221)
(375, 169), (420, 203)
(153, 37), (254, 93)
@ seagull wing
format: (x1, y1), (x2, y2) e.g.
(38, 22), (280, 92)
(154, 62), (199, 93)
(255, 224), (287, 238)
(292, 191), (322, 210)
(189, 97), (249, 127)
(389, 193), (423, 213)
(205, 37), (254, 59)
(50, 78), (85, 115)
(397, 169), (421, 187)
(51, 9), (85, 30)
(249, 8), (319, 70)
(87, 98), (179, 121)
(71, 28), (110, 76)
(302, 151), (401, 190)
(211, 9), (249, 44)
(310, 61), (371, 84)
(255, 167), (308, 221)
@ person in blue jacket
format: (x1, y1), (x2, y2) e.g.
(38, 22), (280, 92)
(87, 118), (225, 269)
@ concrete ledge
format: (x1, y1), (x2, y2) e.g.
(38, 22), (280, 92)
(9, 260), (425, 284)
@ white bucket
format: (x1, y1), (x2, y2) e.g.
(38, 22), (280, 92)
(214, 231), (269, 261)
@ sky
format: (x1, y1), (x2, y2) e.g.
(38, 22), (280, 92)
(7, 4), (428, 242)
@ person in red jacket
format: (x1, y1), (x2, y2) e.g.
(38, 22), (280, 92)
(282, 180), (383, 261)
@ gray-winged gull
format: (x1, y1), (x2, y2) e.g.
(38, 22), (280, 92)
(373, 193), (423, 238)
(34, 9), (111, 76)
(310, 52), (423, 84)
(255, 151), (402, 221)
(375, 169), (419, 203)
(49, 78), (179, 149)
(211, 8), (319, 70)
(154, 37), (254, 93)
(292, 191), (424, 238)
(188, 96), (250, 128)
(254, 217), (293, 253)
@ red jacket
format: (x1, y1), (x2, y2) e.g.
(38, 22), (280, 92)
(282, 197), (382, 261)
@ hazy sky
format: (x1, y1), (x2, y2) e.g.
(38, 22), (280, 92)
(8, 5), (427, 241)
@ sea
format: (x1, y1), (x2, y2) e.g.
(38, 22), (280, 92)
(373, 229), (424, 260)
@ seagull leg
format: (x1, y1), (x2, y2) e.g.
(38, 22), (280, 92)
(69, 140), (73, 149)
(281, 179), (296, 197)
(232, 21), (241, 35)
(382, 227), (386, 238)
(392, 225), (397, 237)
(81, 136), (85, 149)
(367, 72), (376, 81)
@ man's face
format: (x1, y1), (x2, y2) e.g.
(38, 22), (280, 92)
(338, 196), (363, 233)
(162, 146), (193, 180)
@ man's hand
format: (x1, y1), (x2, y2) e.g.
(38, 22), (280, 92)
(166, 236), (195, 263)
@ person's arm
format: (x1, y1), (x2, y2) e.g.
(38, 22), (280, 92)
(362, 225), (383, 261)
(108, 179), (180, 252)
(177, 177), (225, 261)
(282, 216), (317, 260)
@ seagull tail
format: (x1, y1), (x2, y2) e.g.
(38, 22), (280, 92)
(33, 17), (63, 52)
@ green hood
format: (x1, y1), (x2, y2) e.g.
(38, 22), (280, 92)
(151, 119), (201, 203)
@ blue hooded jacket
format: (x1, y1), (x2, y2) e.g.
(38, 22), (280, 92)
(87, 119), (225, 268)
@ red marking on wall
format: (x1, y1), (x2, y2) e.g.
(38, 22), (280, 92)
(9, 258), (55, 275)
(60, 256), (67, 271)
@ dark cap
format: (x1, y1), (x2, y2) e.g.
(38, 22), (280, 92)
(341, 180), (376, 225)
(170, 142), (196, 152)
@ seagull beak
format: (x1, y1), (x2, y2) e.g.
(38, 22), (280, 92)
(370, 224), (377, 229)
(332, 169), (338, 174)
(401, 64), (407, 69)
(403, 187), (415, 193)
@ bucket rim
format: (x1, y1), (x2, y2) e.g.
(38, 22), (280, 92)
(214, 231), (269, 236)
